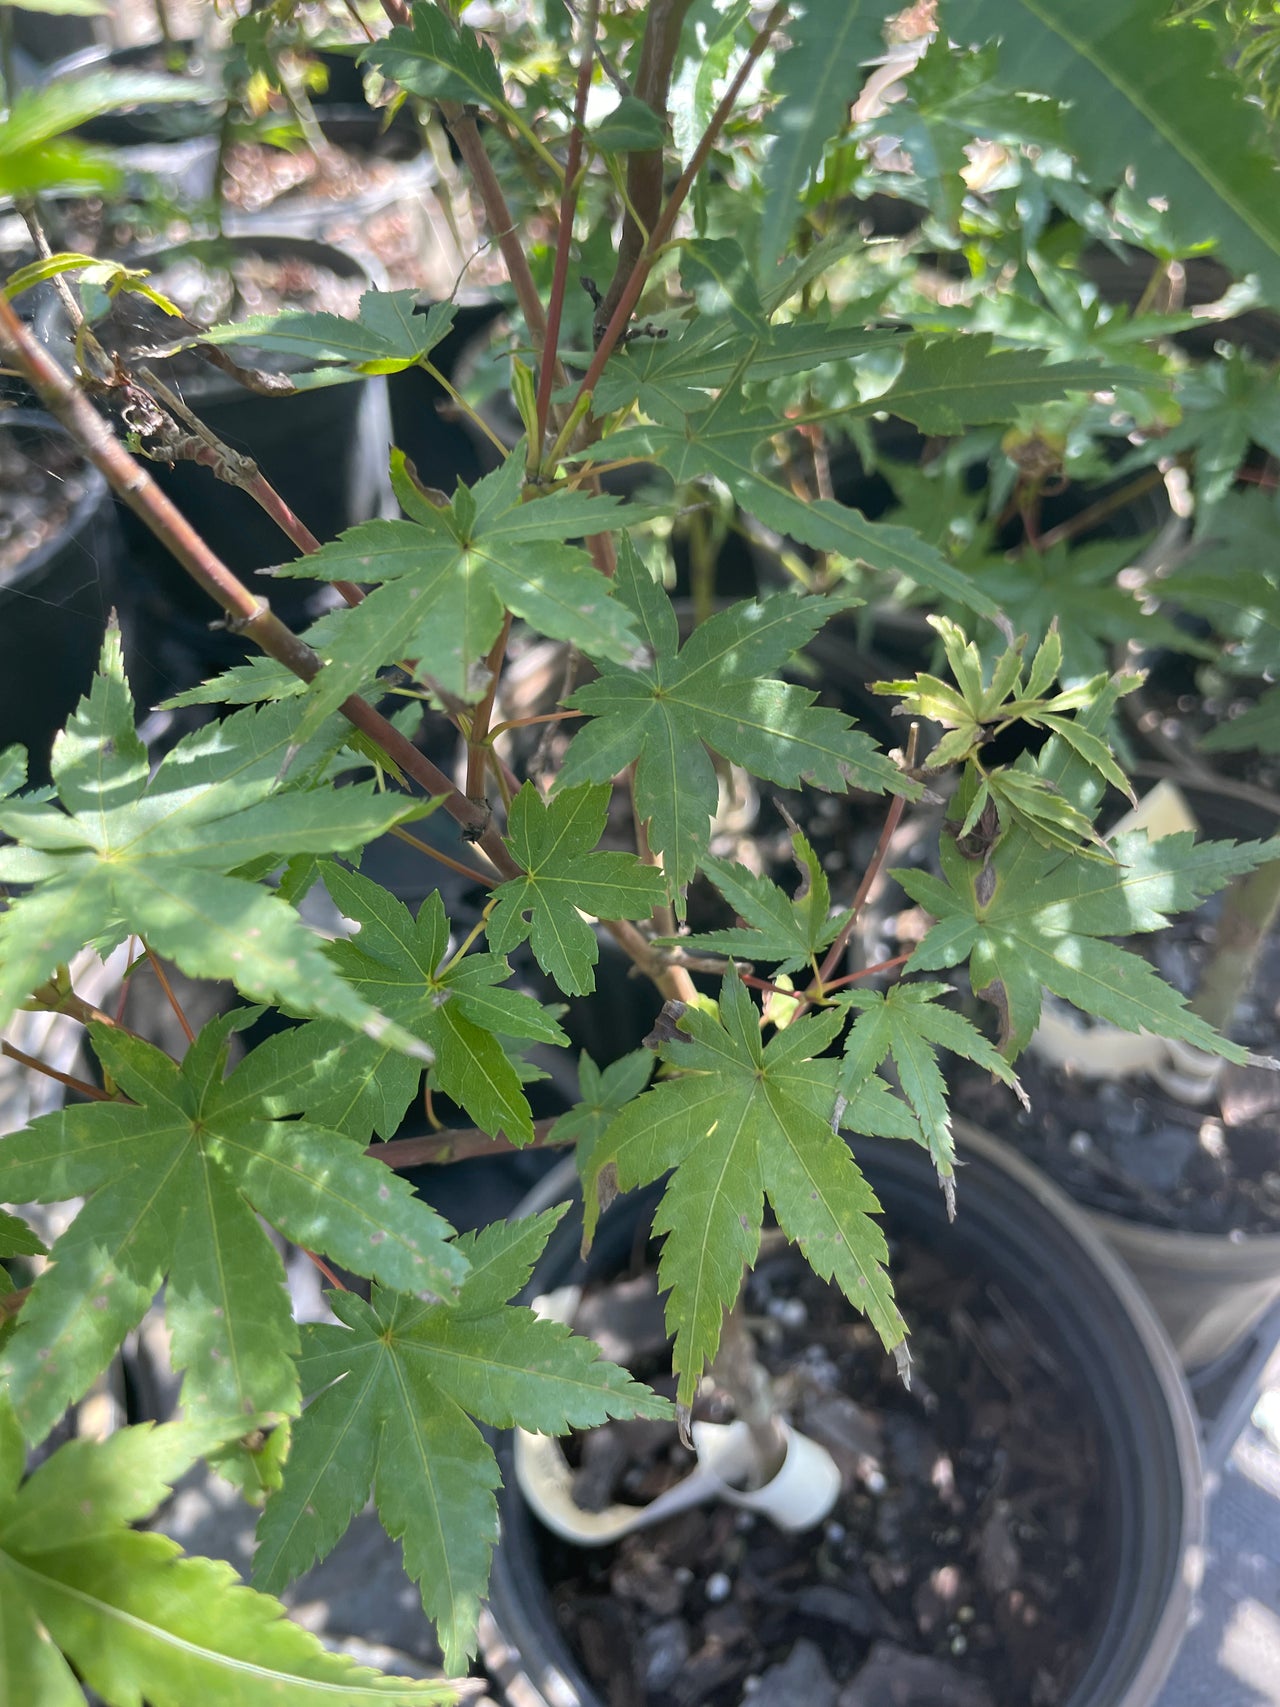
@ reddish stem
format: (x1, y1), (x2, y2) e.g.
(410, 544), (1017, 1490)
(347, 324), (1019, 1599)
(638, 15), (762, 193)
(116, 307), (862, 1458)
(573, 3), (789, 404)
(466, 611), (513, 800)
(536, 2), (597, 447)
(367, 1115), (567, 1169)
(141, 942), (195, 1044)
(302, 1248), (348, 1291)
(0, 1041), (117, 1102)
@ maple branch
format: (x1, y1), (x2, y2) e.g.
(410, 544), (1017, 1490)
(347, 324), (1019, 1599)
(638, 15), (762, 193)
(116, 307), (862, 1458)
(536, 0), (598, 447)
(466, 612), (513, 800)
(27, 977), (119, 1031)
(302, 1248), (348, 1291)
(590, 0), (697, 343)
(811, 724), (920, 997)
(140, 942), (195, 1044)
(367, 1115), (568, 1169)
(575, 2), (789, 397)
(0, 1041), (116, 1102)
(0, 295), (690, 1002)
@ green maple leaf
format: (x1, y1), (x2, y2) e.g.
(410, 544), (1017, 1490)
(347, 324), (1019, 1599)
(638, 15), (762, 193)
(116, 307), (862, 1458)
(0, 1013), (464, 1444)
(665, 829), (844, 974)
(274, 452), (641, 719)
(760, 0), (887, 272)
(559, 539), (909, 905)
(0, 1407), (450, 1705)
(0, 626), (435, 1058)
(252, 861), (567, 1143)
(180, 291), (459, 389)
(361, 1), (506, 109)
(487, 781), (668, 995)
(947, 0), (1280, 295)
(604, 389), (1000, 617)
(547, 1050), (655, 1178)
(836, 981), (1021, 1213)
(582, 968), (908, 1417)
(899, 792), (1280, 1057)
(253, 1208), (669, 1672)
(861, 335), (1134, 435)
(591, 307), (901, 419)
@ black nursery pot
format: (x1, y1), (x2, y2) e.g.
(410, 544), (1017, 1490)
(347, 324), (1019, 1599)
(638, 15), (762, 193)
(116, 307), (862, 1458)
(0, 412), (122, 784)
(84, 235), (393, 708)
(483, 1124), (1204, 1707)
(42, 41), (223, 204)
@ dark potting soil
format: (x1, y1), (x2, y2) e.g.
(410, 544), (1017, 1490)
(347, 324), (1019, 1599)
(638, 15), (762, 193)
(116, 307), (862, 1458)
(0, 424), (90, 577)
(953, 892), (1280, 1235)
(538, 1238), (1106, 1707)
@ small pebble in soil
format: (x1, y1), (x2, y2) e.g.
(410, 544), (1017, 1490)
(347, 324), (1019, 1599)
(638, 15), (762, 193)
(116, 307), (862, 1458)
(1067, 1130), (1092, 1156)
(1199, 1119), (1228, 1159)
(741, 1639), (837, 1707)
(768, 1297), (808, 1329)
(706, 1572), (732, 1604)
(638, 1618), (689, 1693)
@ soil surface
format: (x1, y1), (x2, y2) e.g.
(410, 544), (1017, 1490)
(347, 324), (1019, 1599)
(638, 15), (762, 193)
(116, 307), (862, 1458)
(537, 1235), (1106, 1707)
(0, 423), (90, 578)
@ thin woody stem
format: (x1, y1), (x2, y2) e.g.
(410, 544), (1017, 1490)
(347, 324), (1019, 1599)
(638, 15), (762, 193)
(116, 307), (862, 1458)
(140, 942), (195, 1044)
(536, 0), (598, 447)
(368, 1115), (567, 1169)
(574, 3), (789, 403)
(0, 294), (689, 1001)
(0, 1041), (116, 1102)
(810, 724), (920, 997)
(466, 612), (513, 800)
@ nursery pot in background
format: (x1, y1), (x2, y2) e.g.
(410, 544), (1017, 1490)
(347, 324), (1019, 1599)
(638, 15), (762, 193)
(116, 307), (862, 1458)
(0, 410), (122, 784)
(51, 234), (394, 708)
(483, 1124), (1204, 1707)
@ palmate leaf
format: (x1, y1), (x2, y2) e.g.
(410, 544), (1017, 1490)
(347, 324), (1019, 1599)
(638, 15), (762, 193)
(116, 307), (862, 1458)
(0, 628), (435, 1058)
(665, 830), (843, 974)
(945, 0), (1280, 294)
(275, 453), (640, 719)
(760, 0), (889, 273)
(487, 783), (668, 995)
(548, 1049), (655, 1178)
(179, 292), (458, 389)
(591, 306), (901, 420)
(860, 335), (1139, 435)
(836, 982), (1020, 1212)
(899, 812), (1280, 1057)
(582, 969), (908, 1418)
(0, 1013), (464, 1444)
(254, 1210), (668, 1672)
(604, 391), (1001, 617)
(361, 0), (506, 108)
(560, 540), (908, 905)
(247, 862), (567, 1143)
(0, 1407), (451, 1706)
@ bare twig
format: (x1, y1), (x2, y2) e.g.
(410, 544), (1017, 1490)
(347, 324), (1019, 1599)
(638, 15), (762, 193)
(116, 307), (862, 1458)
(367, 1114), (567, 1169)
(0, 1041), (116, 1102)
(139, 942), (195, 1045)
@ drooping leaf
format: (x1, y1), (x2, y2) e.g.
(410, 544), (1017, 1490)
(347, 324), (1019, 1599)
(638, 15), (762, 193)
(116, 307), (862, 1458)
(0, 628), (436, 1058)
(254, 1210), (668, 1672)
(0, 1409), (451, 1706)
(0, 1013), (465, 1443)
(836, 981), (1020, 1208)
(760, 0), (889, 273)
(248, 862), (566, 1143)
(274, 453), (641, 719)
(560, 540), (910, 905)
(582, 969), (907, 1416)
(946, 0), (1280, 294)
(487, 783), (668, 995)
(175, 293), (458, 388)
